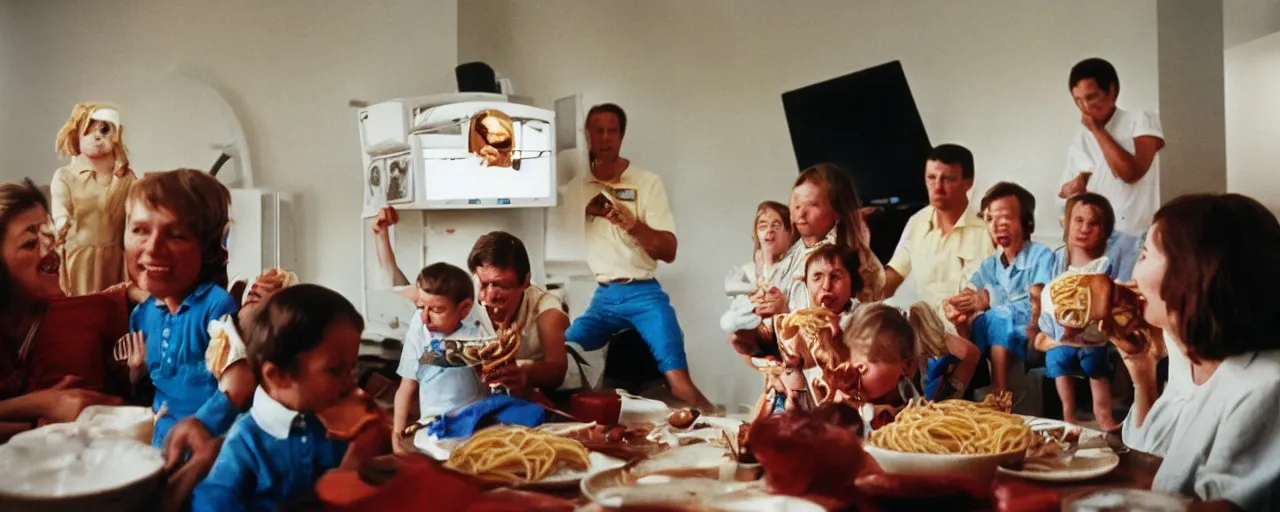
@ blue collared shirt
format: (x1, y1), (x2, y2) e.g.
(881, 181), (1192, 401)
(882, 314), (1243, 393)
(970, 242), (1056, 308)
(396, 313), (486, 418)
(130, 281), (240, 445)
(192, 387), (348, 512)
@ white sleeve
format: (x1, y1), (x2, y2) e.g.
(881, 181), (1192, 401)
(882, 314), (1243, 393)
(1134, 110), (1164, 140)
(396, 313), (426, 379)
(1194, 379), (1280, 511)
(1062, 138), (1094, 184)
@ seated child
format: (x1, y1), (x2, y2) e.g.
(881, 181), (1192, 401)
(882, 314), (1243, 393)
(841, 302), (922, 431)
(392, 262), (486, 452)
(1034, 193), (1123, 430)
(123, 169), (240, 446)
(192, 284), (375, 511)
(947, 183), (1054, 393)
(724, 201), (797, 355)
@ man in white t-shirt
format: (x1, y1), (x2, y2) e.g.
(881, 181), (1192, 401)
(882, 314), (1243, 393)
(1058, 58), (1166, 237)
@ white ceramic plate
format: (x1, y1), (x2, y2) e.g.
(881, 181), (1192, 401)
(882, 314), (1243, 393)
(536, 451), (625, 486)
(999, 416), (1120, 482)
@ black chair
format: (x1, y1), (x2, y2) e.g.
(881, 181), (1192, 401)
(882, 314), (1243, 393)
(601, 329), (665, 395)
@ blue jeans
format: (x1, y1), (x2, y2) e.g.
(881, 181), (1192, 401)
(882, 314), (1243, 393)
(972, 303), (1030, 362)
(566, 280), (689, 373)
(1045, 346), (1110, 379)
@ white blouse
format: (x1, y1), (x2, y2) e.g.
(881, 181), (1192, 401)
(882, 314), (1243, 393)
(1122, 345), (1280, 511)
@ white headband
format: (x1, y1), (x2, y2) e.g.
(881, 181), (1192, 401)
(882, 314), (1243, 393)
(89, 108), (121, 127)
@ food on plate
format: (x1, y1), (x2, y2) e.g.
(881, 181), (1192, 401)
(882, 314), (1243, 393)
(445, 426), (590, 485)
(0, 421), (163, 499)
(438, 327), (523, 372)
(1045, 269), (1155, 353)
(666, 408), (701, 429)
(625, 444), (736, 480)
(867, 398), (1032, 455)
(748, 402), (867, 498)
(537, 422), (658, 461)
(76, 405), (156, 446)
(317, 389), (388, 441)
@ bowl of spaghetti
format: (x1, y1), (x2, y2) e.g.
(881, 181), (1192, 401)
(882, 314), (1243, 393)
(864, 397), (1031, 483)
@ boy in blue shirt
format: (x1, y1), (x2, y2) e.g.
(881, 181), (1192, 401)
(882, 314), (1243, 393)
(123, 170), (240, 446)
(193, 284), (381, 511)
(946, 182), (1054, 394)
(391, 262), (486, 452)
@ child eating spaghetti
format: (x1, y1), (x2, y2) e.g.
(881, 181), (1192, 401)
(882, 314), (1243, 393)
(192, 284), (381, 511)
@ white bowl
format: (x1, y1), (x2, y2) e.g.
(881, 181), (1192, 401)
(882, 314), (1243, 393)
(863, 444), (1022, 483)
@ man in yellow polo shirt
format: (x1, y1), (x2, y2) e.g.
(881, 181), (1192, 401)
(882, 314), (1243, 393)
(564, 103), (711, 409)
(883, 144), (994, 400)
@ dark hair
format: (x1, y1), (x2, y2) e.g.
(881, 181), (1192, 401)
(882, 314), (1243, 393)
(1069, 58), (1120, 96)
(586, 103), (628, 137)
(1152, 194), (1280, 362)
(467, 231), (531, 283)
(245, 284), (364, 377)
(927, 144), (974, 180)
(127, 169), (231, 289)
(979, 181), (1037, 238)
(793, 163), (868, 253)
(804, 244), (866, 303)
(1063, 192), (1115, 244)
(0, 179), (52, 310)
(415, 262), (475, 305)
(751, 200), (794, 253)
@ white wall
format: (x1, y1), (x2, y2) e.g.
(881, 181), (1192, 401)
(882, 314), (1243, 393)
(0, 2), (38, 176)
(1226, 30), (1280, 213)
(1158, 0), (1227, 200)
(0, 0), (458, 303)
(1224, 0), (1280, 48)
(460, 0), (1159, 409)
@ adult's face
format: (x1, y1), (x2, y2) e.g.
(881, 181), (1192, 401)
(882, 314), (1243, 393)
(1, 206), (62, 304)
(1066, 203), (1106, 252)
(925, 160), (971, 212)
(586, 112), (623, 163)
(791, 181), (837, 240)
(1133, 225), (1171, 332)
(473, 264), (528, 324)
(124, 200), (203, 300)
(1070, 78), (1117, 124)
(984, 195), (1023, 249)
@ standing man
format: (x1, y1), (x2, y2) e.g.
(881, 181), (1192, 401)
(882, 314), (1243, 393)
(1059, 58), (1165, 237)
(564, 103), (712, 409)
(882, 144), (992, 399)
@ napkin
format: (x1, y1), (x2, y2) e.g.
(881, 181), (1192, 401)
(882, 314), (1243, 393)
(425, 395), (546, 439)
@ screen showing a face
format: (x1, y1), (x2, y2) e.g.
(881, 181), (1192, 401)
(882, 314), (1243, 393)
(420, 108), (553, 203)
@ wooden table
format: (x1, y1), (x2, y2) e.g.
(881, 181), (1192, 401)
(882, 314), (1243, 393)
(995, 447), (1162, 500)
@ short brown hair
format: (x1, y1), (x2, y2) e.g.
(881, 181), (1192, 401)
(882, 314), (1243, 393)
(416, 262), (474, 305)
(804, 244), (865, 301)
(793, 163), (869, 253)
(1063, 192), (1115, 244)
(126, 169), (231, 288)
(980, 181), (1036, 238)
(1151, 193), (1280, 362)
(751, 200), (793, 253)
(467, 231), (531, 283)
(245, 284), (364, 377)
(586, 103), (627, 137)
(0, 179), (52, 310)
(843, 303), (915, 364)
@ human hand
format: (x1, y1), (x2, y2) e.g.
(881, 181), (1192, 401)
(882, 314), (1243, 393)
(243, 271), (286, 308)
(32, 376), (123, 424)
(480, 362), (528, 396)
(372, 206), (400, 235)
(942, 301), (968, 326)
(603, 202), (638, 232)
(948, 290), (981, 313)
(1033, 332), (1060, 353)
(586, 192), (611, 217)
(120, 332), (147, 374)
(752, 287), (788, 318)
(1062, 173), (1089, 198)
(161, 418), (221, 512)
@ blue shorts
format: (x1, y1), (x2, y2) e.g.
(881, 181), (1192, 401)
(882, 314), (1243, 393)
(565, 280), (688, 373)
(972, 304), (1029, 361)
(1045, 346), (1111, 379)
(924, 354), (962, 400)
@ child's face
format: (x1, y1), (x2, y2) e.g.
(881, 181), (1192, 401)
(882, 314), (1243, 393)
(267, 319), (362, 412)
(79, 120), (115, 159)
(125, 200), (202, 300)
(1067, 203), (1106, 252)
(806, 257), (853, 311)
(754, 209), (792, 260)
(856, 358), (910, 403)
(417, 291), (473, 334)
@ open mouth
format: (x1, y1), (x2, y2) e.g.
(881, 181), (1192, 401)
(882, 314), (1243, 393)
(818, 294), (839, 309)
(995, 235), (1012, 246)
(38, 253), (60, 275)
(139, 263), (172, 277)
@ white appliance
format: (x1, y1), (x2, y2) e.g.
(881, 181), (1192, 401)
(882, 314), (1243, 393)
(227, 189), (296, 286)
(356, 93), (557, 215)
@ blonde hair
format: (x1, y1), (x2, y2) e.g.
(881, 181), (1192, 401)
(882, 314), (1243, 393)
(843, 303), (916, 365)
(751, 200), (793, 253)
(126, 169), (232, 288)
(54, 102), (136, 246)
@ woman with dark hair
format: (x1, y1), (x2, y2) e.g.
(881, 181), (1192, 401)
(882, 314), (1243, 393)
(1112, 194), (1280, 510)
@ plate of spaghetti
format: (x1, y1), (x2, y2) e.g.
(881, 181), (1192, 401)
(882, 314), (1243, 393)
(443, 425), (624, 489)
(864, 397), (1032, 482)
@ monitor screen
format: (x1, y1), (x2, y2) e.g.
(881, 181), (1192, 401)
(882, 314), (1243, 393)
(414, 106), (555, 208)
(781, 61), (932, 206)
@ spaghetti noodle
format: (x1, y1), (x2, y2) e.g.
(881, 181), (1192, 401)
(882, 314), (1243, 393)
(867, 396), (1031, 455)
(445, 426), (591, 485)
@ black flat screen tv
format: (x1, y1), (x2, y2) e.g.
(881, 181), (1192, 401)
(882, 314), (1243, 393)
(781, 60), (932, 206)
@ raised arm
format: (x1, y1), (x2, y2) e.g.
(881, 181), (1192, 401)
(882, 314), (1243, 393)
(371, 207), (411, 287)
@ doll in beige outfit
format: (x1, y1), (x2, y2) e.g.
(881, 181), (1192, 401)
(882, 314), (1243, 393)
(50, 103), (137, 296)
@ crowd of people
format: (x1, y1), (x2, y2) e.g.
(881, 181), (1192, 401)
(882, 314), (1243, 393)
(0, 56), (1276, 511)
